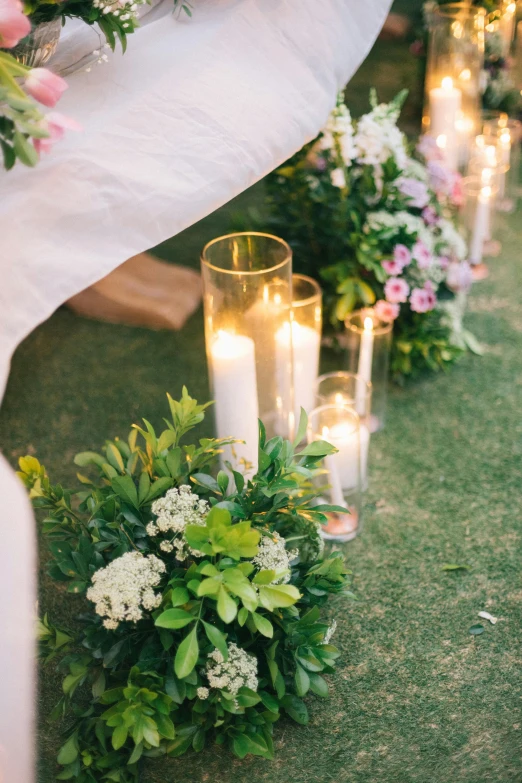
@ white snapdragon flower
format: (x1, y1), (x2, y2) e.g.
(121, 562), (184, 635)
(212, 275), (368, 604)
(147, 485), (209, 561)
(354, 106), (408, 169)
(330, 167), (346, 189)
(319, 102), (355, 164)
(251, 531), (297, 584)
(86, 552), (165, 630)
(206, 643), (258, 696)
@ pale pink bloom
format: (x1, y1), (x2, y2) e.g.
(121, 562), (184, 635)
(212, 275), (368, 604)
(384, 277), (410, 304)
(397, 177), (430, 208)
(0, 0), (30, 48)
(24, 68), (68, 108)
(446, 260), (473, 292)
(438, 256), (450, 269)
(417, 134), (444, 162)
(451, 174), (464, 207)
(422, 206), (438, 226)
(33, 112), (81, 155)
(410, 284), (437, 313)
(412, 240), (431, 270)
(375, 299), (399, 322)
(382, 259), (404, 276)
(393, 244), (411, 268)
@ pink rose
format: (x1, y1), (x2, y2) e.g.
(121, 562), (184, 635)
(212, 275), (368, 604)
(24, 68), (68, 108)
(384, 277), (410, 304)
(412, 240), (431, 270)
(410, 284), (437, 313)
(33, 112), (81, 155)
(375, 299), (399, 322)
(393, 244), (411, 268)
(397, 177), (430, 209)
(0, 0), (30, 48)
(446, 260), (473, 292)
(382, 259), (404, 276)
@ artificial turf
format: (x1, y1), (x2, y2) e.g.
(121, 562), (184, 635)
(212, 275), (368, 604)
(1, 3), (521, 781)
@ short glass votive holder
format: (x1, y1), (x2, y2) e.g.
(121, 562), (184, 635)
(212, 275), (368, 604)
(286, 274), (322, 429)
(315, 371), (372, 490)
(344, 308), (392, 432)
(201, 232), (294, 476)
(308, 404), (362, 542)
(461, 175), (499, 264)
(482, 116), (522, 209)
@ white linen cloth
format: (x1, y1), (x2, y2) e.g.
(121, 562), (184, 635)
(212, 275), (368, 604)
(0, 3), (390, 777)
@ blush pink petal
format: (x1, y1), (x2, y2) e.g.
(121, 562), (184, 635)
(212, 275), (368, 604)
(0, 0), (30, 48)
(24, 68), (68, 108)
(375, 299), (399, 322)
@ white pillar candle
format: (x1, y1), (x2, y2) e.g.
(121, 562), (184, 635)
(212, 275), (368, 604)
(498, 129), (511, 199)
(469, 186), (492, 264)
(322, 422), (360, 497)
(210, 330), (259, 476)
(332, 392), (370, 488)
(355, 316), (374, 413)
(276, 320), (320, 422)
(456, 115), (474, 168)
(429, 77), (461, 168)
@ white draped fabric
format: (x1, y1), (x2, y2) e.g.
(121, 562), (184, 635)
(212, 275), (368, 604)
(0, 1), (391, 779)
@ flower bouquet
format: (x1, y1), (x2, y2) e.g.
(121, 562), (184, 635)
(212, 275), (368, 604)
(265, 90), (478, 379)
(22, 389), (352, 782)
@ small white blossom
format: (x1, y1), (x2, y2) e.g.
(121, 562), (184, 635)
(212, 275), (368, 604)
(197, 687), (209, 700)
(251, 531), (297, 584)
(148, 485), (209, 561)
(330, 167), (346, 189)
(160, 541), (174, 553)
(319, 101), (355, 164)
(353, 104), (408, 169)
(206, 643), (258, 696)
(86, 552), (165, 629)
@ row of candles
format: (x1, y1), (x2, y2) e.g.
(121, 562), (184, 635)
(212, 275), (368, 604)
(201, 234), (392, 542)
(425, 3), (522, 271)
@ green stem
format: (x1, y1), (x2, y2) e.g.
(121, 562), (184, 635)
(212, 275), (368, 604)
(0, 59), (29, 101)
(0, 51), (29, 78)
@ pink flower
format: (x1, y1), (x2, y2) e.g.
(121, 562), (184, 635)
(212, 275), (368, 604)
(410, 284), (437, 313)
(382, 259), (404, 275)
(451, 174), (464, 207)
(33, 112), (81, 155)
(446, 260), (473, 292)
(384, 277), (410, 304)
(375, 299), (399, 322)
(397, 177), (430, 208)
(417, 134), (444, 162)
(438, 256), (450, 269)
(422, 206), (438, 226)
(412, 240), (431, 270)
(24, 68), (68, 108)
(393, 244), (411, 268)
(0, 0), (30, 48)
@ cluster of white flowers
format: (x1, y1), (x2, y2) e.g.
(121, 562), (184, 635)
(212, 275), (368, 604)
(206, 643), (258, 697)
(86, 552), (165, 630)
(437, 218), (467, 261)
(324, 619), (337, 644)
(319, 102), (355, 165)
(365, 210), (433, 251)
(353, 103), (408, 169)
(146, 485), (209, 561)
(404, 157), (429, 183)
(92, 0), (143, 28)
(251, 531), (297, 584)
(197, 687), (209, 700)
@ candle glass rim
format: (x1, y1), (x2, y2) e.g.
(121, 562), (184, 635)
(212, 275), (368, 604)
(201, 232), (292, 276)
(462, 174), (500, 196)
(316, 371), (373, 397)
(344, 309), (393, 337)
(308, 403), (361, 439)
(434, 2), (486, 20)
(291, 273), (322, 308)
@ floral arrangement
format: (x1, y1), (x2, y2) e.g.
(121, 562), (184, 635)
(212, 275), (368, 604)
(22, 389), (351, 782)
(0, 0), (78, 168)
(265, 90), (478, 379)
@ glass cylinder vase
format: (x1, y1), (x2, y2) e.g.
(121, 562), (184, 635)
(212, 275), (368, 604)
(344, 308), (392, 432)
(482, 115), (522, 209)
(423, 3), (485, 170)
(461, 174), (499, 265)
(315, 371), (372, 490)
(308, 404), (362, 542)
(201, 233), (294, 477)
(8, 19), (61, 67)
(285, 274), (322, 428)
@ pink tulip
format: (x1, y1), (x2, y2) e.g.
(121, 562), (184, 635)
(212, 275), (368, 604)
(24, 68), (68, 108)
(0, 0), (30, 48)
(33, 112), (81, 155)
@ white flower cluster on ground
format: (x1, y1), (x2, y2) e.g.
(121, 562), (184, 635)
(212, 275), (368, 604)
(206, 643), (259, 697)
(146, 485), (209, 560)
(251, 531), (297, 584)
(86, 552), (165, 629)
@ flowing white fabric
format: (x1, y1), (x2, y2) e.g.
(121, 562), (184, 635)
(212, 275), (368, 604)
(0, 4), (391, 775)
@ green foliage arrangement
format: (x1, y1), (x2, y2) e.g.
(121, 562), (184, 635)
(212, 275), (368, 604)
(21, 389), (352, 782)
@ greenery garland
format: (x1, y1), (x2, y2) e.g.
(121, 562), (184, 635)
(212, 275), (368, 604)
(21, 389), (352, 782)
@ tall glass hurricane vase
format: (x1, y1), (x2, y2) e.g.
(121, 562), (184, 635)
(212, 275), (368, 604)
(201, 233), (294, 477)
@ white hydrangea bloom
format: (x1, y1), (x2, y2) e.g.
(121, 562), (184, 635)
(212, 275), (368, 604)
(86, 552), (165, 629)
(197, 687), (209, 700)
(251, 531), (297, 584)
(148, 485), (209, 561)
(206, 643), (258, 696)
(353, 105), (408, 169)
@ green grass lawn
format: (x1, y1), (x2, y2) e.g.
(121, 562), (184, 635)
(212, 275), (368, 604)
(1, 5), (521, 782)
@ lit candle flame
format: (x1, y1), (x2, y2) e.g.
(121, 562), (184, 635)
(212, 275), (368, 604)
(436, 134), (447, 150)
(481, 185), (492, 200)
(334, 393), (345, 407)
(364, 316), (374, 332)
(459, 68), (471, 82)
(441, 76), (454, 90)
(322, 425), (330, 439)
